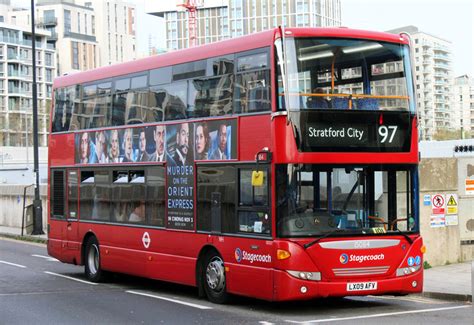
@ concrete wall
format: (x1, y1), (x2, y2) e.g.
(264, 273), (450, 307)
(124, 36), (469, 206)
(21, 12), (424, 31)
(0, 185), (47, 230)
(419, 158), (474, 266)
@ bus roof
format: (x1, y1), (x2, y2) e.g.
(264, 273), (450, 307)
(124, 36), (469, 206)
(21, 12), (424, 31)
(53, 27), (408, 88)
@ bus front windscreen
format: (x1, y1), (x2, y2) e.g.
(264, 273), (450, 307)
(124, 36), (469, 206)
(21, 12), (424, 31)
(276, 164), (418, 238)
(278, 37), (415, 112)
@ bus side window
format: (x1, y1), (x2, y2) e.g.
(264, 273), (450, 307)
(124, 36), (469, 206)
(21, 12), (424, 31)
(234, 70), (271, 113)
(80, 171), (95, 220)
(51, 169), (65, 219)
(112, 77), (130, 126)
(52, 88), (66, 132)
(146, 167), (165, 227)
(197, 166), (236, 233)
(236, 169), (270, 235)
(125, 75), (149, 125)
(112, 170), (129, 222)
(90, 82), (112, 128)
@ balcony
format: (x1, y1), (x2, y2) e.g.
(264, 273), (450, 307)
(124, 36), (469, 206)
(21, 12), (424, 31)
(47, 32), (58, 42)
(21, 40), (43, 49)
(434, 44), (450, 53)
(7, 87), (32, 97)
(0, 37), (20, 45)
(7, 53), (20, 61)
(434, 53), (450, 61)
(434, 62), (450, 70)
(63, 31), (96, 42)
(36, 17), (57, 27)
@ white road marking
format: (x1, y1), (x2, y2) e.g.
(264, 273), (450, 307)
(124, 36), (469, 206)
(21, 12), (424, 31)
(0, 260), (26, 268)
(259, 322), (275, 325)
(44, 271), (98, 285)
(32, 254), (59, 262)
(367, 295), (445, 304)
(126, 290), (213, 310)
(285, 305), (471, 323)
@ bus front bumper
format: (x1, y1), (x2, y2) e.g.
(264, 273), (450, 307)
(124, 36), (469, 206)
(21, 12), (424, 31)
(273, 269), (423, 301)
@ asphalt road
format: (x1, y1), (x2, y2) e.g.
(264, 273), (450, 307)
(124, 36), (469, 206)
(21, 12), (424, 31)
(0, 237), (471, 324)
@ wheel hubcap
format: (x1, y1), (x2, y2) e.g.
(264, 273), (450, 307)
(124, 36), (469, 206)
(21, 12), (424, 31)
(206, 256), (225, 292)
(88, 244), (99, 275)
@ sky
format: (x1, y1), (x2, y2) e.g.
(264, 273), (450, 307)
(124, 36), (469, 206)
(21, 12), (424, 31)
(341, 0), (474, 77)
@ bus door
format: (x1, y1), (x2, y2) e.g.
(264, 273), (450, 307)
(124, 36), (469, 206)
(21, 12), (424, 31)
(65, 169), (80, 252)
(227, 167), (273, 300)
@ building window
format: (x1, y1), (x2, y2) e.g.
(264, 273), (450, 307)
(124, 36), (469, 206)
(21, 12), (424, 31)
(64, 10), (71, 34)
(77, 12), (81, 33)
(43, 10), (55, 24)
(92, 15), (95, 35)
(72, 41), (79, 69)
(46, 69), (53, 82)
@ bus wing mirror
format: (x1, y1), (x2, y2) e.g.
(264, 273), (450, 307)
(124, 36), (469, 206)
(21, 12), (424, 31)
(251, 171), (264, 187)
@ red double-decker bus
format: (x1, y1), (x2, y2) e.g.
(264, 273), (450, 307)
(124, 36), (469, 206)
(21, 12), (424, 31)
(48, 27), (424, 303)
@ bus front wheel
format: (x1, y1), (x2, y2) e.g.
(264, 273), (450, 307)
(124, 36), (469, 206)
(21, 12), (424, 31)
(84, 236), (106, 282)
(202, 251), (229, 304)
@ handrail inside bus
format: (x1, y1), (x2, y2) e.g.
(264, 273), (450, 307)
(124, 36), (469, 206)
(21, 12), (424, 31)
(281, 92), (409, 100)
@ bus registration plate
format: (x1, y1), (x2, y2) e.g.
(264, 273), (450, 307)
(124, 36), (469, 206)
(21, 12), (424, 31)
(346, 281), (377, 291)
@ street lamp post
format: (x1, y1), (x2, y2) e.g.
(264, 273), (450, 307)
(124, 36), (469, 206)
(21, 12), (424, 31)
(31, 0), (44, 235)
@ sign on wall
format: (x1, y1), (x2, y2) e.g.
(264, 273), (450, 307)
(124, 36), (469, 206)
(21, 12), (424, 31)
(431, 194), (445, 215)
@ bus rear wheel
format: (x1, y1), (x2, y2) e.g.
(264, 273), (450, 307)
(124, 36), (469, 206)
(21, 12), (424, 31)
(202, 252), (229, 304)
(84, 236), (106, 282)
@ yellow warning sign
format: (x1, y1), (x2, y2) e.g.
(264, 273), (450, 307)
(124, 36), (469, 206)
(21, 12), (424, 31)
(447, 195), (457, 206)
(446, 194), (458, 215)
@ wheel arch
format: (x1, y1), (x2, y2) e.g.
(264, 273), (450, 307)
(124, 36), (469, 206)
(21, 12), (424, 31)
(81, 231), (98, 266)
(195, 245), (221, 298)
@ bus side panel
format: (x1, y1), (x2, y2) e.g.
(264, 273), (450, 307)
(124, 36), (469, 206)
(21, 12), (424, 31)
(239, 115), (272, 161)
(87, 226), (203, 286)
(217, 237), (274, 301)
(47, 220), (67, 262)
(145, 231), (207, 286)
(85, 223), (147, 276)
(49, 133), (75, 167)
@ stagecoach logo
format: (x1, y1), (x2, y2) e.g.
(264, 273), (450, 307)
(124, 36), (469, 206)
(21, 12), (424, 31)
(340, 253), (349, 264)
(340, 253), (385, 264)
(234, 248), (243, 262)
(142, 232), (151, 249)
(234, 248), (272, 264)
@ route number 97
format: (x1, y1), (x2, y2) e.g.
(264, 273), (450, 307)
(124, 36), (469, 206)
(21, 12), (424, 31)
(378, 125), (398, 143)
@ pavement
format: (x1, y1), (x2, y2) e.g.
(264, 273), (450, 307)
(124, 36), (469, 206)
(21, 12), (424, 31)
(0, 225), (472, 302)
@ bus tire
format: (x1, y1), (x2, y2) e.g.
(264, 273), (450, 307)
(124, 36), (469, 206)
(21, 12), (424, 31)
(84, 236), (106, 283)
(202, 251), (229, 304)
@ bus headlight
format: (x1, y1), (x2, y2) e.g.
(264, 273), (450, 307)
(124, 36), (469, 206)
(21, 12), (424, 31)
(396, 265), (421, 277)
(287, 270), (321, 281)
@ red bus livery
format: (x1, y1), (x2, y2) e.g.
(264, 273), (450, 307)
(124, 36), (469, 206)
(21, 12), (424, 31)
(48, 27), (424, 303)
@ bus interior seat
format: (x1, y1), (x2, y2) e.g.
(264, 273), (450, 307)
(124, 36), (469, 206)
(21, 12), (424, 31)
(354, 98), (379, 110)
(331, 97), (349, 109)
(307, 97), (329, 109)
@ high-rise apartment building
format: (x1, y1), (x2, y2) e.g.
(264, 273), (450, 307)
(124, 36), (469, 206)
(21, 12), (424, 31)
(147, 0), (341, 51)
(453, 75), (473, 138)
(0, 4), (55, 147)
(14, 0), (98, 76)
(389, 26), (453, 140)
(81, 0), (136, 66)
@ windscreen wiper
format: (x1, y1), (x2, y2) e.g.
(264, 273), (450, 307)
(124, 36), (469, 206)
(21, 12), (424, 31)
(393, 228), (413, 244)
(304, 229), (345, 249)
